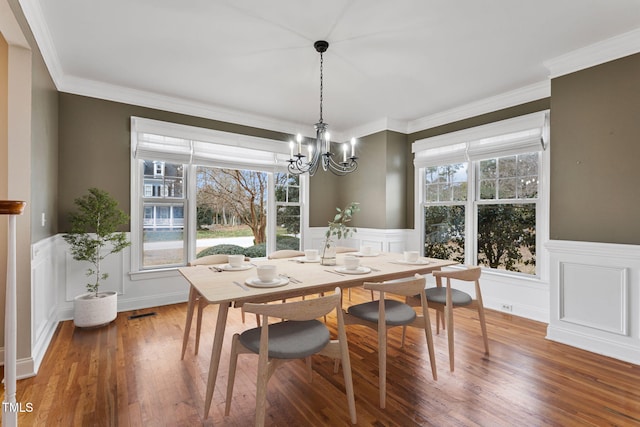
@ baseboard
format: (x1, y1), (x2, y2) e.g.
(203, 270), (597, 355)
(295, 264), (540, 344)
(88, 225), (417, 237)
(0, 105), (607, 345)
(547, 324), (640, 366)
(0, 351), (37, 379)
(31, 316), (59, 374)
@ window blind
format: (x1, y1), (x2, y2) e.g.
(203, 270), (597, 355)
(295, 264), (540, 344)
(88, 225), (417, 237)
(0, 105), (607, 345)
(413, 110), (548, 168)
(132, 117), (290, 172)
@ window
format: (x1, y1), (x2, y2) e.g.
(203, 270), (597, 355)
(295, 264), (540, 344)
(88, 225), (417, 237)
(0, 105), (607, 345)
(424, 163), (467, 262)
(275, 172), (301, 250)
(414, 111), (548, 277)
(130, 117), (301, 272)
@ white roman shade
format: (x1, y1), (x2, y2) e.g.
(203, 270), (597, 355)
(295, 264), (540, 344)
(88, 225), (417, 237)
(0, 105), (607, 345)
(131, 117), (290, 171)
(413, 110), (549, 168)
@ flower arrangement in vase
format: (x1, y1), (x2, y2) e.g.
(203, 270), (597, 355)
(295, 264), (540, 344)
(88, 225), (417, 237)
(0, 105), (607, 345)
(321, 202), (360, 265)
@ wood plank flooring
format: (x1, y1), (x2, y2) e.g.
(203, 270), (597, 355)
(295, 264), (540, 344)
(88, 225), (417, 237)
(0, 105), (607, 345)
(3, 287), (640, 426)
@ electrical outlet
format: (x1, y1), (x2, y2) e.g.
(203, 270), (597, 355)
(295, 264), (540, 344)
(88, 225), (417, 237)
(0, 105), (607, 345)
(501, 304), (513, 312)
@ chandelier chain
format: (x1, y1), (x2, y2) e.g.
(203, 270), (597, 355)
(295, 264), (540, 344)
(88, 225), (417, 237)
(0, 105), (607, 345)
(319, 51), (324, 123)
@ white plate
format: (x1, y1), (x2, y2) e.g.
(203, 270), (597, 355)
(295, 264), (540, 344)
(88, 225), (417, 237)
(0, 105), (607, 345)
(392, 259), (430, 265)
(353, 252), (380, 257)
(245, 276), (289, 288)
(335, 266), (372, 275)
(219, 263), (253, 271)
(294, 256), (321, 263)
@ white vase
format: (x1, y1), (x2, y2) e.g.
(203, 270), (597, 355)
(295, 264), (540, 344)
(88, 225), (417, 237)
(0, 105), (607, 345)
(73, 291), (118, 328)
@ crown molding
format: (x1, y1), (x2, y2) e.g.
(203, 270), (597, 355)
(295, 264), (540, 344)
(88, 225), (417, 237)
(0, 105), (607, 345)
(18, 0), (64, 86)
(341, 118), (409, 141)
(407, 81), (550, 134)
(544, 27), (640, 78)
(60, 75), (310, 137)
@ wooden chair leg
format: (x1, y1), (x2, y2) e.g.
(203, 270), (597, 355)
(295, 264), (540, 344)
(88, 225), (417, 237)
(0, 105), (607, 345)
(477, 303), (490, 355)
(401, 326), (407, 348)
(445, 304), (455, 372)
(255, 358), (270, 427)
(306, 356), (313, 382)
(378, 325), (388, 409)
(420, 302), (437, 381)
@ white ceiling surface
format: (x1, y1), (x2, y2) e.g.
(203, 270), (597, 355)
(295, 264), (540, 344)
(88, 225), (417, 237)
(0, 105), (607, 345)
(21, 0), (640, 139)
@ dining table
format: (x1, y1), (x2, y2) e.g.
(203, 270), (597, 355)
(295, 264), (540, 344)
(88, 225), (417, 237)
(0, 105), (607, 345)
(178, 251), (457, 419)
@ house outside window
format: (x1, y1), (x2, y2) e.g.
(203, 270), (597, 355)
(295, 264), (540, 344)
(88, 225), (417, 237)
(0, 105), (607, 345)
(130, 117), (300, 272)
(414, 111), (549, 277)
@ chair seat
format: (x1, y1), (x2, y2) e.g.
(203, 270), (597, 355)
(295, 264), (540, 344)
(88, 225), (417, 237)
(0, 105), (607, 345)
(425, 287), (473, 306)
(239, 319), (330, 359)
(347, 300), (417, 326)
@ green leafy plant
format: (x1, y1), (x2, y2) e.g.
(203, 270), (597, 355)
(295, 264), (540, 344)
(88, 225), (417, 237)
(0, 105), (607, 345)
(323, 202), (360, 257)
(63, 188), (130, 297)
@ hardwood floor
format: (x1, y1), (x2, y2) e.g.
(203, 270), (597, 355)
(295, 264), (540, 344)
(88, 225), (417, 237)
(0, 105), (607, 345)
(4, 287), (640, 426)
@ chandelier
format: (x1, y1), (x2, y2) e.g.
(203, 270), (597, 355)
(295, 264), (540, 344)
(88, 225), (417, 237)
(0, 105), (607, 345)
(287, 40), (358, 176)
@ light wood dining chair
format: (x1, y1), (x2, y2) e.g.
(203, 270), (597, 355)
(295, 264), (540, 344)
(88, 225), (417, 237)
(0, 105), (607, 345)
(267, 249), (304, 259)
(334, 246), (358, 254)
(187, 254), (254, 355)
(225, 288), (357, 426)
(343, 274), (437, 408)
(429, 266), (489, 372)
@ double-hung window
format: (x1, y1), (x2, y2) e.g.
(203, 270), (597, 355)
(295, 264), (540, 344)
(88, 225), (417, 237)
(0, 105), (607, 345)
(130, 117), (304, 273)
(414, 111), (549, 277)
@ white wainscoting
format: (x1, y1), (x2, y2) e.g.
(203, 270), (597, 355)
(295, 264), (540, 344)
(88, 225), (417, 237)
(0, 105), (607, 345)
(56, 235), (190, 321)
(27, 235), (58, 378)
(306, 227), (409, 254)
(547, 240), (640, 365)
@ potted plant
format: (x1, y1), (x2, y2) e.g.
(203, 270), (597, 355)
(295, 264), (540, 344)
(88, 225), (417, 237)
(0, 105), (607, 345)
(63, 188), (130, 327)
(321, 202), (360, 265)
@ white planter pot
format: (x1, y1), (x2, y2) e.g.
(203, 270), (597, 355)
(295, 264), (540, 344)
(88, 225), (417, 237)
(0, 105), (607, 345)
(73, 291), (118, 328)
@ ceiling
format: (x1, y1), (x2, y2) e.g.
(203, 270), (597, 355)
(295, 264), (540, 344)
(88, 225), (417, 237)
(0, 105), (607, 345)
(20, 0), (640, 139)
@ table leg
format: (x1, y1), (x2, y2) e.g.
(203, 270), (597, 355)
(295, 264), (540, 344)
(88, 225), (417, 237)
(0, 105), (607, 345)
(181, 286), (197, 360)
(204, 302), (229, 419)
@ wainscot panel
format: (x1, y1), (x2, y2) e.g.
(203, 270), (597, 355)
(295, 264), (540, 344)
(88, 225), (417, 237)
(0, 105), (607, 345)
(547, 240), (640, 365)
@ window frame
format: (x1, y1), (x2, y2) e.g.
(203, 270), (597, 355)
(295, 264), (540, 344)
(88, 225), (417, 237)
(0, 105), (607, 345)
(414, 111), (550, 279)
(130, 117), (308, 274)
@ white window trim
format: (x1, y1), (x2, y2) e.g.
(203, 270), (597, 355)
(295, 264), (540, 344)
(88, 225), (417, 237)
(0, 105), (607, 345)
(413, 111), (550, 281)
(130, 117), (305, 274)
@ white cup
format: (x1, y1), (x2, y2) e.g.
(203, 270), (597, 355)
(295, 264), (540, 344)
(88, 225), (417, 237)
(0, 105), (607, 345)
(304, 249), (318, 261)
(228, 254), (245, 267)
(257, 265), (277, 282)
(403, 251), (419, 263)
(360, 245), (373, 255)
(343, 255), (360, 270)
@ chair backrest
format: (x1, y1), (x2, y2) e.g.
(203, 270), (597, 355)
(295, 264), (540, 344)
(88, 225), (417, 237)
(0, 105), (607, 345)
(243, 288), (342, 321)
(188, 254), (249, 266)
(363, 274), (426, 298)
(334, 246), (358, 253)
(267, 250), (304, 259)
(432, 266), (481, 282)
(432, 266), (483, 303)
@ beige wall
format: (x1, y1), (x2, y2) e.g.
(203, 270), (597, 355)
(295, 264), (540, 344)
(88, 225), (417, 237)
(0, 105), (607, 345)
(0, 33), (8, 351)
(309, 130), (408, 229)
(550, 53), (640, 244)
(58, 93), (292, 231)
(2, 0), (36, 360)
